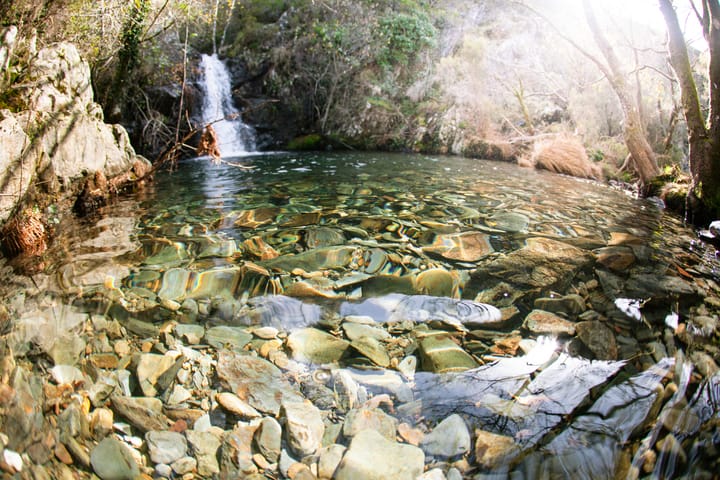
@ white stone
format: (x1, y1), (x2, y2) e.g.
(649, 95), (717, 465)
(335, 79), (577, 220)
(281, 400), (325, 457)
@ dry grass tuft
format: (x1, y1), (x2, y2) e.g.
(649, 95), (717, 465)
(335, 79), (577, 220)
(1, 208), (47, 257)
(520, 135), (602, 180)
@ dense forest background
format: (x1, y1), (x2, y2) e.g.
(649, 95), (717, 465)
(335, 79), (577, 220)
(0, 0), (715, 213)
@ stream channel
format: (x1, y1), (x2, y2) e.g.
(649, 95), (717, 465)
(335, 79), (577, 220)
(3, 151), (720, 479)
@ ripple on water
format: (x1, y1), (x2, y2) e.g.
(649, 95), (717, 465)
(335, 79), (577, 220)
(25, 152), (720, 478)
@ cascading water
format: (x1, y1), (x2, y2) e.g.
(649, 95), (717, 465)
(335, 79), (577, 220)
(198, 53), (256, 157)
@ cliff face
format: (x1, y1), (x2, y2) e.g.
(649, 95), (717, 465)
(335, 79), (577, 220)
(0, 36), (146, 225)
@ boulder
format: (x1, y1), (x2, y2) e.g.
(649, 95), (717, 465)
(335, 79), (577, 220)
(0, 41), (142, 227)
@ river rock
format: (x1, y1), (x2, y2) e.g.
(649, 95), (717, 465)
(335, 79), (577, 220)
(254, 417), (282, 463)
(334, 429), (425, 480)
(523, 309), (576, 336)
(343, 407), (397, 440)
(90, 437), (139, 480)
(420, 414), (471, 458)
(474, 429), (519, 468)
(318, 444), (347, 478)
(595, 246), (636, 271)
(110, 395), (169, 432)
(146, 430), (187, 465)
(419, 335), (478, 373)
(350, 336), (390, 367)
(575, 320), (618, 360)
(220, 423), (258, 477)
(216, 351), (304, 415)
(342, 322), (391, 342)
(215, 392), (262, 419)
(486, 212), (530, 232)
(533, 294), (586, 316)
(287, 328), (350, 364)
(135, 352), (182, 397)
(157, 268), (191, 301)
(422, 231), (494, 262)
(414, 268), (458, 297)
(204, 326), (252, 351)
(281, 400), (325, 457)
(480, 237), (593, 289)
(175, 324), (205, 345)
(262, 246), (359, 272)
(186, 430), (222, 477)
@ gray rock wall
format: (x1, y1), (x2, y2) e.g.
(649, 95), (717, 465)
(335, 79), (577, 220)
(0, 40), (142, 223)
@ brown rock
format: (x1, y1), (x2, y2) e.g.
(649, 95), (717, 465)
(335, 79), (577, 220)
(523, 310), (576, 336)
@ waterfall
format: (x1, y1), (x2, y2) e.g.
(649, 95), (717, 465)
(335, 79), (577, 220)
(198, 53), (256, 157)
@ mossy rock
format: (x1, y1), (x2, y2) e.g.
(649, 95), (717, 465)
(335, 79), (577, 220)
(462, 139), (516, 162)
(285, 134), (330, 151)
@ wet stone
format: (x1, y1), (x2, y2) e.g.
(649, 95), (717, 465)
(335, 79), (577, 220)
(334, 429), (425, 480)
(595, 246), (636, 271)
(350, 336), (390, 367)
(343, 407), (397, 440)
(481, 237), (593, 289)
(575, 320), (618, 360)
(419, 335), (478, 373)
(186, 430), (222, 477)
(287, 328), (350, 365)
(254, 417), (282, 463)
(305, 226), (346, 248)
(420, 414), (471, 459)
(135, 352), (182, 397)
(171, 457), (197, 476)
(215, 392), (262, 419)
(204, 326), (252, 351)
(414, 268), (458, 297)
(281, 400), (325, 457)
(157, 268), (190, 301)
(174, 324), (205, 345)
(422, 231), (494, 262)
(146, 430), (187, 465)
(485, 212), (530, 232)
(262, 246), (359, 272)
(523, 309), (576, 336)
(197, 239), (237, 258)
(110, 395), (169, 432)
(90, 437), (139, 480)
(342, 322), (391, 342)
(318, 444), (346, 479)
(220, 424), (258, 477)
(216, 351), (304, 415)
(474, 429), (519, 469)
(533, 294), (586, 316)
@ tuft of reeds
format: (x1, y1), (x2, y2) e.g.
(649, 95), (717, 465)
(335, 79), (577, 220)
(520, 135), (601, 180)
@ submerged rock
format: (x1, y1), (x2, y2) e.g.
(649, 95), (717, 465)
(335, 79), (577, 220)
(480, 237), (593, 289)
(422, 231), (494, 262)
(90, 437), (139, 480)
(340, 294), (502, 329)
(420, 414), (471, 458)
(523, 309), (576, 336)
(419, 335), (478, 373)
(216, 351), (303, 415)
(281, 400), (325, 457)
(474, 430), (519, 468)
(334, 429), (425, 480)
(287, 328), (351, 364)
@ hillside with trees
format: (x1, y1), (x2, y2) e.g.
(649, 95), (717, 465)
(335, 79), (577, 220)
(1, 0), (718, 220)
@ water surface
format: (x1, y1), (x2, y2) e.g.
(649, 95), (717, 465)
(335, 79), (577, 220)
(29, 152), (720, 477)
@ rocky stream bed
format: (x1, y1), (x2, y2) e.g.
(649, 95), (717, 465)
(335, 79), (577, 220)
(1, 152), (719, 479)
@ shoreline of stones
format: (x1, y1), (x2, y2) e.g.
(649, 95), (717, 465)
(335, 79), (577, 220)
(1, 277), (720, 479)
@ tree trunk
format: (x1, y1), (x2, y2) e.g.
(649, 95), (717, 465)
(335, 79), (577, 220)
(659, 0), (720, 223)
(582, 0), (660, 189)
